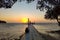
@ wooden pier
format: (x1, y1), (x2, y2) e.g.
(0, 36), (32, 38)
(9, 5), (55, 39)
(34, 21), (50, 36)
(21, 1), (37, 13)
(20, 24), (57, 40)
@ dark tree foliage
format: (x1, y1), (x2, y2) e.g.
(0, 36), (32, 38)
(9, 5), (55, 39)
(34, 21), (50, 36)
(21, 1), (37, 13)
(0, 0), (35, 8)
(36, 0), (60, 25)
(45, 5), (60, 26)
(0, 0), (60, 9)
(45, 5), (60, 20)
(37, 0), (60, 10)
(0, 0), (17, 8)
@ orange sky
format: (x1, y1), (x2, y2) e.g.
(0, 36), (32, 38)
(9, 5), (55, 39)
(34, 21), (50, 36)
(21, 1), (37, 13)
(0, 1), (57, 23)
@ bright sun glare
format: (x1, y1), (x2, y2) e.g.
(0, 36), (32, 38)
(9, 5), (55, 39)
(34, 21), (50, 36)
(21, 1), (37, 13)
(21, 18), (28, 23)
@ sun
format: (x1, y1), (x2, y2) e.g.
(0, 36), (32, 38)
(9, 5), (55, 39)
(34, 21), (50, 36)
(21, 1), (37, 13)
(21, 18), (28, 23)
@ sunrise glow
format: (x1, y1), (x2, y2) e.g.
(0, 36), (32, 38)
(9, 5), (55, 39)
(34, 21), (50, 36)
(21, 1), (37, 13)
(21, 18), (28, 23)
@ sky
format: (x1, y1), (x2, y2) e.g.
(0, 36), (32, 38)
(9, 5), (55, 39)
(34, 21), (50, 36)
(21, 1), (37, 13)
(0, 0), (57, 23)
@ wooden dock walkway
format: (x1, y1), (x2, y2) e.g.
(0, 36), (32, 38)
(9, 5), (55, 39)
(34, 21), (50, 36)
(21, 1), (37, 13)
(20, 24), (57, 40)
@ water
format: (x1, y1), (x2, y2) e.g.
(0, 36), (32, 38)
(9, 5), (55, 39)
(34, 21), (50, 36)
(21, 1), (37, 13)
(34, 23), (60, 33)
(0, 23), (60, 40)
(0, 23), (27, 39)
(34, 23), (60, 39)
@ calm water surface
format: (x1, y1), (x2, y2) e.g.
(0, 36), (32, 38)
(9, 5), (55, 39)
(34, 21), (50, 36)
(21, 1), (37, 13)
(0, 23), (60, 39)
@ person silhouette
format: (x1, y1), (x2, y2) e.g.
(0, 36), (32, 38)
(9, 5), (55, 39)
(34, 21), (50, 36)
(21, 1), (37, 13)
(25, 27), (29, 33)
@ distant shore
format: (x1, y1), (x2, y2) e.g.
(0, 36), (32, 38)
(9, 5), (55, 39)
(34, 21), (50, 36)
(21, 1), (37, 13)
(0, 20), (7, 23)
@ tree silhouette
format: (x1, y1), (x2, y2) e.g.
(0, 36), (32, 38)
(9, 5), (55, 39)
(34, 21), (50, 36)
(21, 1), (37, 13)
(37, 0), (60, 26)
(0, 0), (17, 8)
(45, 5), (60, 26)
